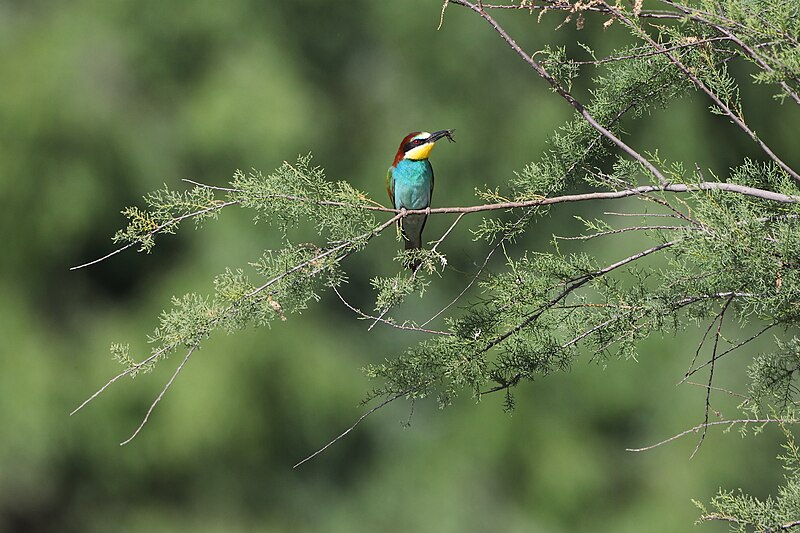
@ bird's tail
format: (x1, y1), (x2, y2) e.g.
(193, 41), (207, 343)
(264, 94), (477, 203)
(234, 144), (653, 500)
(401, 213), (426, 270)
(403, 231), (422, 251)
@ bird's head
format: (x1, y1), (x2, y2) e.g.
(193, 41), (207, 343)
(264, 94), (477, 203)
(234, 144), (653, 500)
(393, 129), (455, 165)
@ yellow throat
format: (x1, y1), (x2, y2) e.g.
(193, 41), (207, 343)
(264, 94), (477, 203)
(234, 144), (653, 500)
(404, 142), (435, 160)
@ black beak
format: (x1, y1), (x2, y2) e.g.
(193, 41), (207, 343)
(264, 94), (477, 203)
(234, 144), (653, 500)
(429, 129), (456, 143)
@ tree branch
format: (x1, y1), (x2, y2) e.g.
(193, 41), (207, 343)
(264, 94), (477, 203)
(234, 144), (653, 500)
(681, 322), (777, 381)
(627, 418), (794, 452)
(555, 224), (695, 241)
(479, 2), (682, 20)
(120, 337), (201, 446)
(450, 0), (673, 186)
(333, 286), (451, 336)
(77, 178), (798, 272)
(691, 296), (733, 458)
(573, 36), (732, 66)
(70, 199), (241, 270)
(71, 213), (405, 426)
(482, 239), (680, 354)
(604, 2), (800, 183)
(293, 390), (408, 468)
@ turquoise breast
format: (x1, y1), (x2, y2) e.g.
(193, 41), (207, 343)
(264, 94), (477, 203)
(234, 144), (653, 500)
(392, 159), (433, 210)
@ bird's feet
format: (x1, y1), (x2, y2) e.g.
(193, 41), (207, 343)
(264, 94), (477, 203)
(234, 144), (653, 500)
(425, 207), (431, 216)
(399, 207), (407, 218)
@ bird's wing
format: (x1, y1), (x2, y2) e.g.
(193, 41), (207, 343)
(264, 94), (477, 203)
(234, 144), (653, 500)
(386, 167), (396, 209)
(428, 160), (434, 202)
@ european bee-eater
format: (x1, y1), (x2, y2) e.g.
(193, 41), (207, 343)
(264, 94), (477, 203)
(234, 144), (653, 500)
(387, 129), (455, 267)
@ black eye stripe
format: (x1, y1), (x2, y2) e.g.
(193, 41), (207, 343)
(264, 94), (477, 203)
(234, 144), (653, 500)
(404, 138), (427, 152)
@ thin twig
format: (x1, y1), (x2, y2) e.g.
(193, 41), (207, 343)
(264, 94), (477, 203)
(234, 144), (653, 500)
(627, 418), (793, 452)
(556, 224), (693, 240)
(690, 296), (733, 458)
(333, 286), (451, 335)
(560, 316), (619, 349)
(482, 239), (679, 353)
(707, 24), (800, 105)
(574, 36), (732, 65)
(182, 178), (240, 192)
(681, 322), (776, 381)
(684, 381), (749, 400)
(70, 343), (176, 416)
(604, 211), (680, 217)
(70, 200), (241, 270)
(368, 213), (466, 331)
(293, 391), (407, 468)
(683, 305), (725, 383)
(480, 2), (682, 19)
(420, 237), (501, 327)
(120, 338), (201, 446)
(430, 213), (465, 254)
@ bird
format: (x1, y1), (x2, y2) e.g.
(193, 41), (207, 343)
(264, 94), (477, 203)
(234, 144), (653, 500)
(386, 129), (455, 268)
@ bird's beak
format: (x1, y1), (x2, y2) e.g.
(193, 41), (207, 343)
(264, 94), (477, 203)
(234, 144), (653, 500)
(428, 129), (456, 144)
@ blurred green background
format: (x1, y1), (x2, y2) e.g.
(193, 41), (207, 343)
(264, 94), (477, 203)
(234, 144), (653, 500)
(2, 1), (798, 531)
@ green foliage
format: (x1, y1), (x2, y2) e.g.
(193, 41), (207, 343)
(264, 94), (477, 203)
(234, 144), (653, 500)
(114, 185), (219, 252)
(696, 425), (800, 531)
(541, 45), (579, 92)
(371, 272), (425, 311)
(748, 338), (800, 416)
(506, 33), (692, 204)
(110, 155), (378, 377)
(230, 155), (377, 244)
(699, 0), (800, 102)
(73, 1), (800, 530)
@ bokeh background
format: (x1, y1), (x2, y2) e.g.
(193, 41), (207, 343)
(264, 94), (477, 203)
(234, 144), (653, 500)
(2, 1), (799, 531)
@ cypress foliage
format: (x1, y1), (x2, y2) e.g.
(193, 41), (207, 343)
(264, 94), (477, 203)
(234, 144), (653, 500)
(75, 1), (800, 528)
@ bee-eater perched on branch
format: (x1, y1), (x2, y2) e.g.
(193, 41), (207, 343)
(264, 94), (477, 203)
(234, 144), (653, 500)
(387, 129), (455, 268)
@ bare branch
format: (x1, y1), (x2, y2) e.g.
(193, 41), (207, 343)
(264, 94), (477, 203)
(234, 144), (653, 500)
(604, 211), (681, 218)
(683, 303), (726, 383)
(684, 381), (749, 400)
(691, 296), (733, 458)
(681, 322), (777, 381)
(70, 343), (177, 416)
(404, 182), (798, 216)
(420, 237), (500, 327)
(627, 418), (794, 452)
(120, 337), (201, 446)
(293, 391), (407, 468)
(556, 224), (694, 240)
